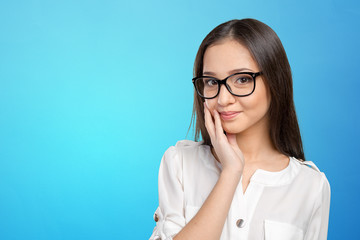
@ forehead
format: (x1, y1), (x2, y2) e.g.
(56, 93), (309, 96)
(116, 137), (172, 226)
(203, 39), (259, 76)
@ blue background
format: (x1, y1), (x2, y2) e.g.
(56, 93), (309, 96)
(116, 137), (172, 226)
(0, 0), (359, 239)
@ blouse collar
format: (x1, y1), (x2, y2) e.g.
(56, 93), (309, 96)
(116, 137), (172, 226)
(248, 157), (300, 186)
(205, 144), (300, 186)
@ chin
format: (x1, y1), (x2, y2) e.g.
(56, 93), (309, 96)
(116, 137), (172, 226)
(222, 122), (246, 134)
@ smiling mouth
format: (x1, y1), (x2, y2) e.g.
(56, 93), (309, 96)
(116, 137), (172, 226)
(219, 112), (241, 120)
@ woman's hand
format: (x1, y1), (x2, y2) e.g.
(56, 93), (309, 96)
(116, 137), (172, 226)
(204, 102), (245, 175)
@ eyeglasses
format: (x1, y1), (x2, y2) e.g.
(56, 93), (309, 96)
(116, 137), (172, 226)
(192, 72), (262, 99)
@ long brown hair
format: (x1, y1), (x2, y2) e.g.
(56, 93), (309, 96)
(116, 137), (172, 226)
(186, 18), (305, 161)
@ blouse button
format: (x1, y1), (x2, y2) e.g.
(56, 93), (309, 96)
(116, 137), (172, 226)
(236, 219), (245, 228)
(154, 213), (159, 222)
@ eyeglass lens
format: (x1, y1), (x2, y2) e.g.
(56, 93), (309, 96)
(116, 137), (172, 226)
(195, 73), (254, 98)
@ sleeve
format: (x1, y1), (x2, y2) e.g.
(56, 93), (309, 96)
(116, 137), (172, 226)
(149, 146), (185, 240)
(304, 172), (331, 240)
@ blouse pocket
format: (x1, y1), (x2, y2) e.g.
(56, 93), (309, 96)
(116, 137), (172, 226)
(264, 219), (304, 240)
(185, 205), (201, 224)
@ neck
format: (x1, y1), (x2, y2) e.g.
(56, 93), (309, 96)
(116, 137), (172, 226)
(235, 115), (277, 163)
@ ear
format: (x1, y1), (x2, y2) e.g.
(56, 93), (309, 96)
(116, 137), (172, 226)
(263, 80), (271, 106)
(267, 87), (271, 103)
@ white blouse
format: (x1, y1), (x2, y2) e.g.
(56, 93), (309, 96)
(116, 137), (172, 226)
(149, 140), (331, 240)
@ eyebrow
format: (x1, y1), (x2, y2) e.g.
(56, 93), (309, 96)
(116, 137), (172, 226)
(203, 68), (255, 76)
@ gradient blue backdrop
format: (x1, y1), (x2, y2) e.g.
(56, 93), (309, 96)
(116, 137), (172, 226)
(0, 0), (359, 239)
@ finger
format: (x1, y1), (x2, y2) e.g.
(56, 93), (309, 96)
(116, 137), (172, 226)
(212, 109), (225, 139)
(227, 133), (244, 158)
(204, 102), (215, 138)
(227, 133), (237, 147)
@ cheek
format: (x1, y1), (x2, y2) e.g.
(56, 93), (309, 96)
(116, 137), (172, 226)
(205, 99), (216, 113)
(241, 84), (270, 114)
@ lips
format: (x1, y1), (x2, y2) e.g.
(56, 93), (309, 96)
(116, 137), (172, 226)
(219, 111), (241, 120)
(220, 111), (240, 115)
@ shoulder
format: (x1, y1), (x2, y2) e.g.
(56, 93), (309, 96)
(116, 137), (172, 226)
(162, 139), (204, 155)
(165, 139), (206, 158)
(291, 157), (331, 194)
(160, 139), (206, 168)
(159, 140), (208, 183)
(175, 139), (205, 149)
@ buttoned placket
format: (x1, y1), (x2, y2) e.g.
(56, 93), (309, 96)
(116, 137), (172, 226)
(226, 177), (246, 239)
(213, 158), (247, 240)
(210, 152), (299, 240)
(228, 171), (265, 239)
(211, 149), (277, 239)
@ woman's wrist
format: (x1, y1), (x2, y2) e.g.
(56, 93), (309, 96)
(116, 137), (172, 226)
(221, 167), (244, 177)
(221, 166), (243, 178)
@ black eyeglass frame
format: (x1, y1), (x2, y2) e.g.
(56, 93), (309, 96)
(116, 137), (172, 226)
(192, 72), (263, 99)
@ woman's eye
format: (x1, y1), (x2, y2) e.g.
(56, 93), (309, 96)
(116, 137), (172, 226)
(205, 79), (217, 86)
(236, 76), (252, 84)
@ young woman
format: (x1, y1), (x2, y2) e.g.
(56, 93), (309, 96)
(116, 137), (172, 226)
(149, 18), (330, 240)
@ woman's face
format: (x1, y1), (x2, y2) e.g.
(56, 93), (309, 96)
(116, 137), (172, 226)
(203, 39), (271, 135)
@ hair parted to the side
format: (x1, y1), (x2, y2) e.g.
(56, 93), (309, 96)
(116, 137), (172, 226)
(186, 18), (305, 161)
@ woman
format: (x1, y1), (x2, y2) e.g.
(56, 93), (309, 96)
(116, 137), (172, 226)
(150, 18), (330, 240)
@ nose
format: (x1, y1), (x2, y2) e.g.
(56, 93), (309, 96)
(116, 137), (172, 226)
(217, 84), (235, 106)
